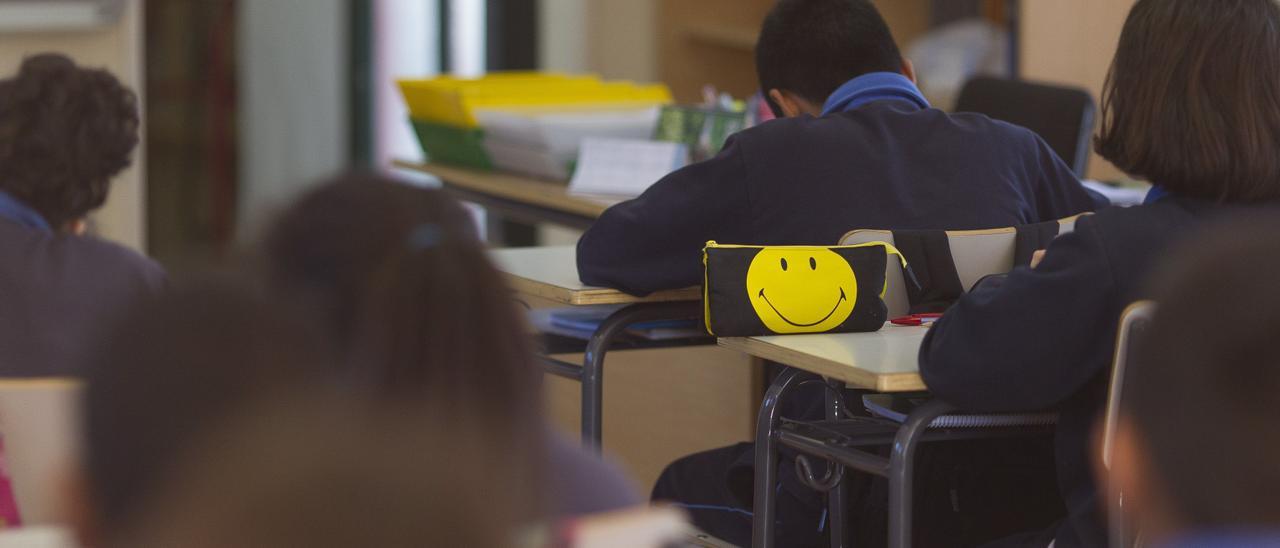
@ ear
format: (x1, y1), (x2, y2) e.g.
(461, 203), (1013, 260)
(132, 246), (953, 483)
(768, 89), (808, 118)
(59, 466), (100, 548)
(900, 57), (918, 85)
(64, 219), (88, 236)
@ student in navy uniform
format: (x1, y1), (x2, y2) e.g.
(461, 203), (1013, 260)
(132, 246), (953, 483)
(0, 54), (165, 376)
(576, 0), (1103, 296)
(629, 1), (1099, 546)
(919, 0), (1280, 546)
(1106, 217), (1280, 548)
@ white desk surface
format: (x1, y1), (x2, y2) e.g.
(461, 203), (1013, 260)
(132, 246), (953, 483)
(490, 246), (701, 306)
(718, 326), (928, 392)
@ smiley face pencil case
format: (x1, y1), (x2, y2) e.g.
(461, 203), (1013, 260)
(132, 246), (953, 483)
(702, 241), (907, 337)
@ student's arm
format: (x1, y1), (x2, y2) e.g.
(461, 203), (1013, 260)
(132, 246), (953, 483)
(919, 215), (1120, 412)
(576, 138), (753, 296)
(1028, 133), (1110, 218)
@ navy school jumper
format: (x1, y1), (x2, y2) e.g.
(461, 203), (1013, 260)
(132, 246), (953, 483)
(920, 197), (1275, 547)
(576, 85), (1105, 296)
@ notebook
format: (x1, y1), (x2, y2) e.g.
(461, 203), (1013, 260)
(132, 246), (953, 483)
(529, 306), (704, 341)
(862, 394), (1058, 428)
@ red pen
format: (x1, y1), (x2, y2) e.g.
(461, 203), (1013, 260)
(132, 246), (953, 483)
(890, 313), (943, 326)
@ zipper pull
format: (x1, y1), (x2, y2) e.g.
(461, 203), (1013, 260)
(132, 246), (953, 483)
(904, 264), (923, 291)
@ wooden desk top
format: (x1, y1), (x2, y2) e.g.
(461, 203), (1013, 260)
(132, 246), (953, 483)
(394, 161), (621, 220)
(718, 327), (927, 392)
(490, 246), (701, 306)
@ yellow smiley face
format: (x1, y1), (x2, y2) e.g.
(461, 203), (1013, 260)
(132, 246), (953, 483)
(746, 248), (857, 334)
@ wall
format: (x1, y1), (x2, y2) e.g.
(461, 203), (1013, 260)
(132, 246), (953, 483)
(586, 0), (658, 81)
(1020, 0), (1136, 182)
(237, 0), (349, 240)
(538, 0), (587, 73)
(0, 0), (146, 251)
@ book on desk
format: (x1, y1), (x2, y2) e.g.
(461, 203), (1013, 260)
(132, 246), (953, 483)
(530, 306), (704, 341)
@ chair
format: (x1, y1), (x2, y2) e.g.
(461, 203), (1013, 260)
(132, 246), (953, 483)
(565, 505), (694, 548)
(839, 215), (1082, 317)
(0, 379), (82, 526)
(1101, 302), (1156, 548)
(955, 77), (1096, 178)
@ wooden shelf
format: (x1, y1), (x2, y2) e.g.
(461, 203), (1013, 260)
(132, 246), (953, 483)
(683, 24), (757, 52)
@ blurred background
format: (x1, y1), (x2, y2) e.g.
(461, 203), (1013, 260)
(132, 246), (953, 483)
(0, 0), (1134, 270)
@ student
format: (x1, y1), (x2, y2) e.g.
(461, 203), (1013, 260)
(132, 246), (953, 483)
(0, 54), (165, 376)
(70, 281), (336, 547)
(119, 393), (533, 548)
(576, 0), (1103, 296)
(261, 175), (641, 517)
(918, 0), (1280, 546)
(1105, 216), (1280, 548)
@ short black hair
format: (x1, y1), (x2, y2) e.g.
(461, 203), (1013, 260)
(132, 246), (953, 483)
(1129, 213), (1280, 527)
(756, 0), (903, 112)
(0, 54), (139, 228)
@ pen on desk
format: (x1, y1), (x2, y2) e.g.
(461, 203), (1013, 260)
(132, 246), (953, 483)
(889, 313), (942, 327)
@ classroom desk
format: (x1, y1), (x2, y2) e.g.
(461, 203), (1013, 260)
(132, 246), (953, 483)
(395, 161), (619, 231)
(490, 246), (704, 450)
(717, 327), (927, 393)
(719, 327), (1051, 548)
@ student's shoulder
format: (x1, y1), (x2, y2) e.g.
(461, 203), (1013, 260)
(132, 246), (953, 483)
(941, 110), (1043, 145)
(53, 234), (167, 289)
(1088, 197), (1209, 234)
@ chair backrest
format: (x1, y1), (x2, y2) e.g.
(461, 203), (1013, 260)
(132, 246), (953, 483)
(1101, 301), (1155, 548)
(1102, 301), (1155, 469)
(955, 76), (1096, 178)
(567, 506), (691, 548)
(0, 379), (82, 526)
(0, 526), (76, 548)
(839, 216), (1081, 317)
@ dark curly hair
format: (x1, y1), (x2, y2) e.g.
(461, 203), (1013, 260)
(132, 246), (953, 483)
(0, 53), (140, 229)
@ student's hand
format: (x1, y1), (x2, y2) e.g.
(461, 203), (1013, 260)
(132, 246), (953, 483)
(1031, 250), (1047, 269)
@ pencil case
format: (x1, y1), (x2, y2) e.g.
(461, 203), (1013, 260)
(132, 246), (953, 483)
(702, 241), (906, 337)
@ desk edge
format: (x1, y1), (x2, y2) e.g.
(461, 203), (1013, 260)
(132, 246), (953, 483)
(718, 336), (925, 392)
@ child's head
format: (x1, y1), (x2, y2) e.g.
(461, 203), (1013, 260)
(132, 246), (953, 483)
(76, 280), (326, 545)
(1096, 0), (1280, 203)
(261, 174), (547, 511)
(0, 54), (140, 232)
(262, 174), (541, 408)
(117, 393), (532, 548)
(755, 0), (909, 118)
(1108, 215), (1280, 541)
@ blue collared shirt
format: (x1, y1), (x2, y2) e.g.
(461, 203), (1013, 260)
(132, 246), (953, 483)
(1144, 185), (1171, 205)
(1160, 531), (1280, 548)
(0, 190), (50, 232)
(821, 72), (931, 116)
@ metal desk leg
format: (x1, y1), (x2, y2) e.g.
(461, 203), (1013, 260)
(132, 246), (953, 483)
(580, 301), (703, 451)
(752, 368), (804, 548)
(826, 380), (849, 548)
(886, 399), (956, 548)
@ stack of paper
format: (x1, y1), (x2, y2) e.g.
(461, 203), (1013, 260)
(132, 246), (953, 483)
(476, 107), (661, 180)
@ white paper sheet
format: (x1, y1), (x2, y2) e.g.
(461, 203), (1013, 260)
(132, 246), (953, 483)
(568, 138), (688, 198)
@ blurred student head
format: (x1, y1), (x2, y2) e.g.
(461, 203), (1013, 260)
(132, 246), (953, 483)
(261, 174), (546, 512)
(755, 0), (912, 118)
(1107, 215), (1280, 543)
(118, 393), (530, 548)
(1096, 0), (1280, 203)
(0, 53), (139, 233)
(73, 279), (328, 546)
